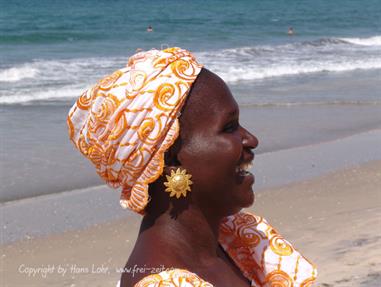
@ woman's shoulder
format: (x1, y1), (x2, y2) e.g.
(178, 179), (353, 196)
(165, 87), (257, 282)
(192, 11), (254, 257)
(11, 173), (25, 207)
(132, 268), (213, 287)
(219, 211), (318, 287)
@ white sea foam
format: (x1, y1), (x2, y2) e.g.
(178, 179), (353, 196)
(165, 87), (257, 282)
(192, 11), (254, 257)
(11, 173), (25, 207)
(0, 57), (125, 83)
(0, 57), (126, 104)
(0, 87), (85, 104)
(340, 36), (381, 46)
(196, 36), (381, 83)
(240, 100), (381, 108)
(0, 66), (39, 82)
(212, 58), (381, 82)
(1, 37), (381, 104)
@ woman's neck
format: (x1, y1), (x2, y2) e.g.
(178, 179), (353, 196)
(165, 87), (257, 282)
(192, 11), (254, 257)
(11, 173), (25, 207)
(139, 207), (223, 265)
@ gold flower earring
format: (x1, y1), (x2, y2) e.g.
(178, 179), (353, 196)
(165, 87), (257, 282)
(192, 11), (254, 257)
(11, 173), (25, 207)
(164, 168), (193, 198)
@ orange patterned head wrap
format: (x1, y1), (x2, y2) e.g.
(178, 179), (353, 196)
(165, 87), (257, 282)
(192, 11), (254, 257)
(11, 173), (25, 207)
(67, 47), (203, 213)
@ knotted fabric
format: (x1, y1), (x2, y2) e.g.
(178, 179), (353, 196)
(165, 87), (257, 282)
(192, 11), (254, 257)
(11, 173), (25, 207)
(67, 47), (203, 213)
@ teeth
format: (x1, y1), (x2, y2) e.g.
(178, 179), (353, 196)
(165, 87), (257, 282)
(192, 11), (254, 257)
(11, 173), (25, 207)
(235, 162), (253, 176)
(239, 162), (253, 171)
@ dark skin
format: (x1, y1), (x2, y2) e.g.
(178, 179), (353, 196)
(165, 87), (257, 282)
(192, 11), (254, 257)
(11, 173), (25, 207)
(120, 69), (259, 286)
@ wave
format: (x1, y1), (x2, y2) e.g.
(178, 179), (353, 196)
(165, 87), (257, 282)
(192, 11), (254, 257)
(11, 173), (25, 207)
(0, 87), (85, 104)
(1, 36), (381, 104)
(0, 65), (39, 82)
(297, 36), (381, 47)
(0, 57), (126, 104)
(196, 36), (381, 82)
(0, 57), (124, 83)
(240, 100), (381, 108)
(211, 59), (381, 82)
(339, 36), (381, 46)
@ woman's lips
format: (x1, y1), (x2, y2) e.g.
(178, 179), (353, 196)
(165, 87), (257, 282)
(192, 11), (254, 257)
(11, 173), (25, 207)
(236, 151), (255, 184)
(235, 161), (255, 185)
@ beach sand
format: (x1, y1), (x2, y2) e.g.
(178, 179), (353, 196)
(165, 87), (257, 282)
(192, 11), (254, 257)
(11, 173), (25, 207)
(254, 160), (381, 287)
(2, 160), (380, 287)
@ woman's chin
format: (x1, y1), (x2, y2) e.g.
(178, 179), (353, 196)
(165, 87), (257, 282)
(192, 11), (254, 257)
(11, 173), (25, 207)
(228, 189), (255, 215)
(243, 189), (255, 207)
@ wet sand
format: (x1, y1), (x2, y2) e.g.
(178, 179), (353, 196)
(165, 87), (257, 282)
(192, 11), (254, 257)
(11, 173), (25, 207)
(1, 103), (381, 202)
(2, 160), (380, 287)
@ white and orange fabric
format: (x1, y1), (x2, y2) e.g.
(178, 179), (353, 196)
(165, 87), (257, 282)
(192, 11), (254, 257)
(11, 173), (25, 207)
(128, 212), (317, 287)
(219, 212), (317, 286)
(67, 47), (203, 213)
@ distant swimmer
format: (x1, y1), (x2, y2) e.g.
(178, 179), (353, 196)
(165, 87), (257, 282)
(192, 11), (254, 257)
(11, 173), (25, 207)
(288, 27), (294, 36)
(147, 25), (153, 32)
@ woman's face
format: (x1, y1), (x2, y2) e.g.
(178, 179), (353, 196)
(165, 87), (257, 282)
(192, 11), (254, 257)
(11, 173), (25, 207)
(177, 69), (258, 217)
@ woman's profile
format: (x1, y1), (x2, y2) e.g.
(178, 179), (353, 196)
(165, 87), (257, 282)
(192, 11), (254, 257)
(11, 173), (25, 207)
(67, 47), (317, 286)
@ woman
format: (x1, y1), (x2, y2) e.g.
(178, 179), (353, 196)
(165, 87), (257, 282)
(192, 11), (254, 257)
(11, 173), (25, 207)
(67, 48), (317, 286)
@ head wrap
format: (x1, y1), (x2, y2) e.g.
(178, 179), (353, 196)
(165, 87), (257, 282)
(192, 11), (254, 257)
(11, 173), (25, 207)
(67, 47), (203, 213)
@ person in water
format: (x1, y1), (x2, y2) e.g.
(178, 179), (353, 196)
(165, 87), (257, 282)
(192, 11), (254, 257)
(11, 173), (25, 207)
(67, 47), (317, 286)
(288, 27), (294, 36)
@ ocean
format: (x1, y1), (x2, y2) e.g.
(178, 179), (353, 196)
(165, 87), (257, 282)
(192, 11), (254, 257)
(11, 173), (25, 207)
(1, 0), (381, 202)
(1, 0), (381, 105)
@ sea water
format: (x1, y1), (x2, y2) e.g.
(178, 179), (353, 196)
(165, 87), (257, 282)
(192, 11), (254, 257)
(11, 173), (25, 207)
(1, 0), (381, 105)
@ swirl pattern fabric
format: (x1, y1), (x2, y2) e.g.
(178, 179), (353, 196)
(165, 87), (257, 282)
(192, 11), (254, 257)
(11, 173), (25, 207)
(134, 269), (213, 287)
(131, 212), (317, 287)
(219, 212), (317, 286)
(67, 48), (202, 213)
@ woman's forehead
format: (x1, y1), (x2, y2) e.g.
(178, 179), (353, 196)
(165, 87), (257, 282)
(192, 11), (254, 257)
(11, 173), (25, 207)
(185, 69), (239, 119)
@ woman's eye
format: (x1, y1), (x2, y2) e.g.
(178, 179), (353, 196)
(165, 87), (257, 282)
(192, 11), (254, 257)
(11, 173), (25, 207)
(223, 121), (239, 133)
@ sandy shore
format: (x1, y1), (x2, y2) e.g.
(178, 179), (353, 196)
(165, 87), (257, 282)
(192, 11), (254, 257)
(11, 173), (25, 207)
(254, 160), (381, 287)
(2, 160), (380, 287)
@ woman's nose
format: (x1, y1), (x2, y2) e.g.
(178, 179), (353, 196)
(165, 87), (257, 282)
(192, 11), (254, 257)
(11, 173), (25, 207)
(241, 127), (259, 149)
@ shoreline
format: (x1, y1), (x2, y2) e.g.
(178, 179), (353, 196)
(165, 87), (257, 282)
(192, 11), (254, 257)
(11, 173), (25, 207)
(2, 159), (380, 286)
(1, 125), (380, 206)
(1, 102), (381, 203)
(1, 125), (380, 207)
